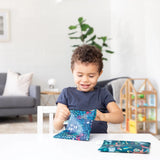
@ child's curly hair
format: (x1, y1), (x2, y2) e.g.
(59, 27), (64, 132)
(71, 44), (103, 73)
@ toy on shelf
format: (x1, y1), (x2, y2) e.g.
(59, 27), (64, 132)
(120, 78), (157, 135)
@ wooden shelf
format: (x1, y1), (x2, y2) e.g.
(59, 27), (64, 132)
(120, 78), (157, 135)
(129, 105), (156, 109)
(137, 120), (156, 123)
(121, 95), (126, 99)
(129, 91), (156, 94)
(137, 91), (156, 94)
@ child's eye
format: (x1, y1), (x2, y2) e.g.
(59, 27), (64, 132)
(89, 75), (94, 78)
(77, 75), (82, 77)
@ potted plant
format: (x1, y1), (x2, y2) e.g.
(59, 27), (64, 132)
(68, 17), (114, 61)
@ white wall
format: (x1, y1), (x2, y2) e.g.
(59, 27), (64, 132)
(110, 0), (146, 77)
(0, 0), (111, 90)
(145, 0), (160, 120)
(110, 0), (160, 120)
(1, 0), (160, 120)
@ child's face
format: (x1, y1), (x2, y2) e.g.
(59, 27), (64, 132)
(72, 62), (102, 92)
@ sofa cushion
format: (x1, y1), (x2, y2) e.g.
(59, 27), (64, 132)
(0, 96), (35, 108)
(108, 78), (127, 103)
(3, 70), (33, 96)
(105, 84), (113, 95)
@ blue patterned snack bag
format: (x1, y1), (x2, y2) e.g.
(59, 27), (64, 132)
(54, 109), (96, 141)
(98, 140), (151, 154)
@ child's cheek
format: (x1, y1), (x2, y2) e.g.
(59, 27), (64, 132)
(74, 76), (80, 82)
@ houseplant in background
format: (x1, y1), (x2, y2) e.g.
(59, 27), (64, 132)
(68, 17), (114, 61)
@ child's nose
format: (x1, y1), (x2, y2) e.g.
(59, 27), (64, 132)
(82, 76), (89, 82)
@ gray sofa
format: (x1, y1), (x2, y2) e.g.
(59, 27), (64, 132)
(0, 73), (40, 121)
(96, 77), (130, 94)
(96, 77), (131, 107)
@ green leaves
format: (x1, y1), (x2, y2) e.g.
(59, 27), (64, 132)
(78, 17), (85, 24)
(81, 34), (87, 42)
(102, 57), (108, 61)
(105, 50), (114, 54)
(68, 25), (77, 30)
(86, 35), (96, 43)
(98, 36), (107, 43)
(68, 17), (114, 61)
(81, 24), (90, 31)
(68, 31), (77, 35)
(72, 45), (80, 48)
(69, 37), (81, 39)
(91, 41), (102, 51)
(86, 27), (94, 35)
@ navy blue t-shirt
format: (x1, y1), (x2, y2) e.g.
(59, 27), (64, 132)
(56, 87), (115, 133)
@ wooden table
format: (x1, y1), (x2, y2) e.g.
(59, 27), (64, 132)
(41, 91), (61, 95)
(0, 133), (159, 160)
(40, 91), (60, 105)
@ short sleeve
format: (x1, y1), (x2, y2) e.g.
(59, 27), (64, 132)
(56, 88), (68, 105)
(102, 88), (115, 107)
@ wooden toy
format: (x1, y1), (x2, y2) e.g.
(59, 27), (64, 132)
(120, 78), (157, 135)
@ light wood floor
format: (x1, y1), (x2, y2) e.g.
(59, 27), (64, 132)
(0, 115), (160, 140)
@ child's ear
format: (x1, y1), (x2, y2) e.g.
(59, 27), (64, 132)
(99, 70), (103, 76)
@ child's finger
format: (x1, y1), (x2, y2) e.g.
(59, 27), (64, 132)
(57, 107), (70, 121)
(94, 109), (102, 121)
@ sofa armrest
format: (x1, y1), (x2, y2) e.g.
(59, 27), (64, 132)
(96, 77), (130, 88)
(96, 77), (131, 97)
(29, 85), (41, 106)
(96, 77), (132, 104)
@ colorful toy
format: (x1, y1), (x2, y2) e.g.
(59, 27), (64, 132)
(120, 78), (157, 135)
(138, 114), (146, 121)
(131, 94), (144, 99)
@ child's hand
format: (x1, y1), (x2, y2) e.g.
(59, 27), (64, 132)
(95, 109), (104, 121)
(55, 103), (70, 123)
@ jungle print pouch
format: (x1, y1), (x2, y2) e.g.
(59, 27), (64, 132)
(54, 109), (96, 141)
(98, 140), (151, 154)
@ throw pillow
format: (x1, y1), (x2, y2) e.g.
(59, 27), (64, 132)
(108, 79), (126, 103)
(54, 109), (96, 141)
(3, 70), (33, 96)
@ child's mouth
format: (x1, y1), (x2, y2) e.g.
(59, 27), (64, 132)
(81, 84), (90, 89)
